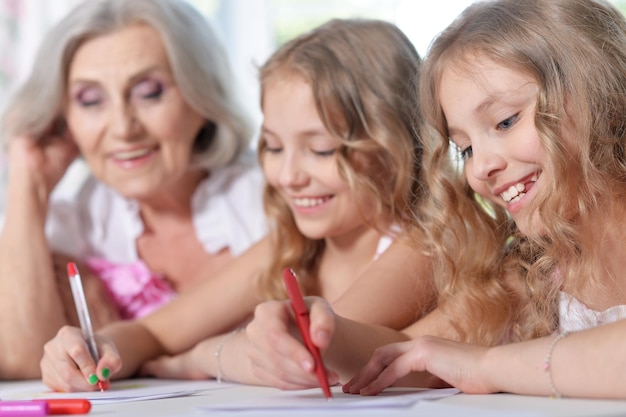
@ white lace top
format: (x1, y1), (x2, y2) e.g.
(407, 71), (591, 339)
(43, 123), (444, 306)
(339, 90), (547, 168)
(559, 292), (626, 332)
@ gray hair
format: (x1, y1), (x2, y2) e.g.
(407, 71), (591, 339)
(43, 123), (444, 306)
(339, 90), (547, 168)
(2, 0), (253, 170)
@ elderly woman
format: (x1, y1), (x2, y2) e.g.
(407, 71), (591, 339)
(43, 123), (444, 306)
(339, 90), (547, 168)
(0, 0), (266, 378)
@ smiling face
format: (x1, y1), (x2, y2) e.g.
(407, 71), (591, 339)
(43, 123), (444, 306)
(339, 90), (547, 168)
(260, 74), (373, 241)
(439, 58), (550, 235)
(65, 23), (205, 201)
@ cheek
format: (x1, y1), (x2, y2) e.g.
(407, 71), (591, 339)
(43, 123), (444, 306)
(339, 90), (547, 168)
(261, 158), (280, 187)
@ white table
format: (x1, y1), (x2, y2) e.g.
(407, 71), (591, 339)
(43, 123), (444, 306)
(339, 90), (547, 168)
(1, 379), (625, 417)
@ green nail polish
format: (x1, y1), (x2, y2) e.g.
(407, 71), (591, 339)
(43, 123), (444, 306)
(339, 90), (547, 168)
(101, 368), (110, 379)
(88, 374), (98, 385)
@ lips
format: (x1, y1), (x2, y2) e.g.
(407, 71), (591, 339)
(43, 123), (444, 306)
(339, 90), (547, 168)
(499, 171), (539, 203)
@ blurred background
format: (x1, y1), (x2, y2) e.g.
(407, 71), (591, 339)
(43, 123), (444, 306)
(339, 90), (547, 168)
(1, 0), (626, 209)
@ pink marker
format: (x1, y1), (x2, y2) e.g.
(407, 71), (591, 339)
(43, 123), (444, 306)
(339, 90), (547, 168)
(0, 401), (49, 416)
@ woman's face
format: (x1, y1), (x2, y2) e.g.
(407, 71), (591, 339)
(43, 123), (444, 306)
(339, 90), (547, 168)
(65, 23), (205, 200)
(260, 74), (374, 242)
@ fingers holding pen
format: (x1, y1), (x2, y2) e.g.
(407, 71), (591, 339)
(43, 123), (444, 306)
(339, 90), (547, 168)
(41, 325), (120, 392)
(41, 325), (97, 392)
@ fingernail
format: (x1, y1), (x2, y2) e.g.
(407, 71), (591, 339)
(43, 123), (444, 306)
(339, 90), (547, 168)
(101, 368), (110, 379)
(88, 374), (98, 385)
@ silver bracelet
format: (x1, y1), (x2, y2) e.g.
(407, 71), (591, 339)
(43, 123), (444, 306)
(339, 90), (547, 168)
(214, 327), (243, 383)
(542, 331), (571, 398)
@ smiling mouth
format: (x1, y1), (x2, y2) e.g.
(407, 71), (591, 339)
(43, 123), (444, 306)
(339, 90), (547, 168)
(111, 147), (155, 161)
(293, 196), (332, 208)
(500, 172), (540, 203)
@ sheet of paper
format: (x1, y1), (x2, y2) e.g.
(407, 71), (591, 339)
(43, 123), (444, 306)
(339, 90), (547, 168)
(411, 400), (549, 417)
(199, 387), (459, 411)
(0, 378), (228, 404)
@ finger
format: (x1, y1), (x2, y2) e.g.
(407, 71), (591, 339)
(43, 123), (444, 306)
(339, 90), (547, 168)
(343, 341), (412, 394)
(308, 298), (335, 351)
(359, 348), (425, 396)
(41, 328), (97, 392)
(95, 338), (122, 382)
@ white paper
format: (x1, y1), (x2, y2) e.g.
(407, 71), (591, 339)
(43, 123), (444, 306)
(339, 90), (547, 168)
(0, 378), (228, 404)
(199, 387), (459, 411)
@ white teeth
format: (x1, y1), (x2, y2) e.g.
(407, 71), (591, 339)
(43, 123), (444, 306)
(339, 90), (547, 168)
(293, 197), (328, 208)
(112, 148), (152, 160)
(499, 172), (540, 203)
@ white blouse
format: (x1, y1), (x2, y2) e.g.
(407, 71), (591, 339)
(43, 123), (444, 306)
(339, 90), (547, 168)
(559, 292), (626, 333)
(39, 153), (267, 263)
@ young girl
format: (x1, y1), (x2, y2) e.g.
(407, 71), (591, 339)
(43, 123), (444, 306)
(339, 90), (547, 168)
(40, 18), (435, 392)
(345, 0), (626, 399)
(240, 0), (626, 399)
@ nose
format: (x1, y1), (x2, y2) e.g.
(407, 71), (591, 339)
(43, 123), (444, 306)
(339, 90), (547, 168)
(109, 100), (140, 139)
(470, 140), (506, 181)
(278, 152), (308, 188)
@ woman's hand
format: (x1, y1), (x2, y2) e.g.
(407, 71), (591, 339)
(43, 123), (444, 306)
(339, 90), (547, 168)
(7, 128), (78, 201)
(244, 297), (339, 390)
(40, 325), (122, 392)
(343, 336), (496, 395)
(52, 253), (121, 330)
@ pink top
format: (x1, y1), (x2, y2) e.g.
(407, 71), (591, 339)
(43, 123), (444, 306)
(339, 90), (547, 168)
(86, 258), (175, 320)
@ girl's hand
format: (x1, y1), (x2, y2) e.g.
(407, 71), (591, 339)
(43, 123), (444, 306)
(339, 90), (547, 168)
(343, 336), (496, 396)
(51, 253), (121, 330)
(140, 344), (209, 380)
(245, 297), (339, 390)
(41, 326), (121, 392)
(7, 127), (78, 199)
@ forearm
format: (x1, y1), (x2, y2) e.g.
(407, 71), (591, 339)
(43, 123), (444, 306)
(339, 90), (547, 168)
(99, 321), (166, 379)
(0, 177), (65, 378)
(325, 316), (411, 382)
(485, 320), (626, 399)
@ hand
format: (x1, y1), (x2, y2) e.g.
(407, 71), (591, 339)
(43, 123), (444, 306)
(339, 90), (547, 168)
(140, 345), (209, 380)
(41, 325), (122, 392)
(343, 336), (496, 395)
(245, 297), (339, 390)
(7, 127), (78, 199)
(52, 253), (121, 330)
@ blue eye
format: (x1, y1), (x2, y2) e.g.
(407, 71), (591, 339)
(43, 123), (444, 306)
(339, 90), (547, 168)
(497, 114), (519, 130)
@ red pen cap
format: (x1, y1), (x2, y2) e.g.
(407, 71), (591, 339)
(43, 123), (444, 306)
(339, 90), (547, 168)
(46, 399), (91, 415)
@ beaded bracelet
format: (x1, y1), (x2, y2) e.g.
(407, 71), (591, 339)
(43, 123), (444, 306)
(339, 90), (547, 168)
(543, 331), (571, 398)
(214, 327), (243, 384)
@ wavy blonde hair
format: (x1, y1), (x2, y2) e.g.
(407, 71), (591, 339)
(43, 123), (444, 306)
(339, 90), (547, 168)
(256, 19), (424, 300)
(420, 0), (626, 344)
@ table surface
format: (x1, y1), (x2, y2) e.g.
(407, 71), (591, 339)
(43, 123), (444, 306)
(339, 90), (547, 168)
(1, 379), (626, 417)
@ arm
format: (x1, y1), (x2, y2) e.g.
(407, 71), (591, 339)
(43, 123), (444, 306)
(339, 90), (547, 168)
(40, 237), (272, 391)
(346, 319), (626, 399)
(141, 239), (447, 387)
(0, 134), (78, 378)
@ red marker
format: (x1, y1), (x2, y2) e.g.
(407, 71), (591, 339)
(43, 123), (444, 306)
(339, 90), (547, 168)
(46, 399), (91, 415)
(282, 268), (332, 399)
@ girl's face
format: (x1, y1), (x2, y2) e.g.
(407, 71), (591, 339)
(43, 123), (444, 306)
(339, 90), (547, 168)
(260, 75), (373, 241)
(438, 58), (548, 235)
(65, 23), (205, 201)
